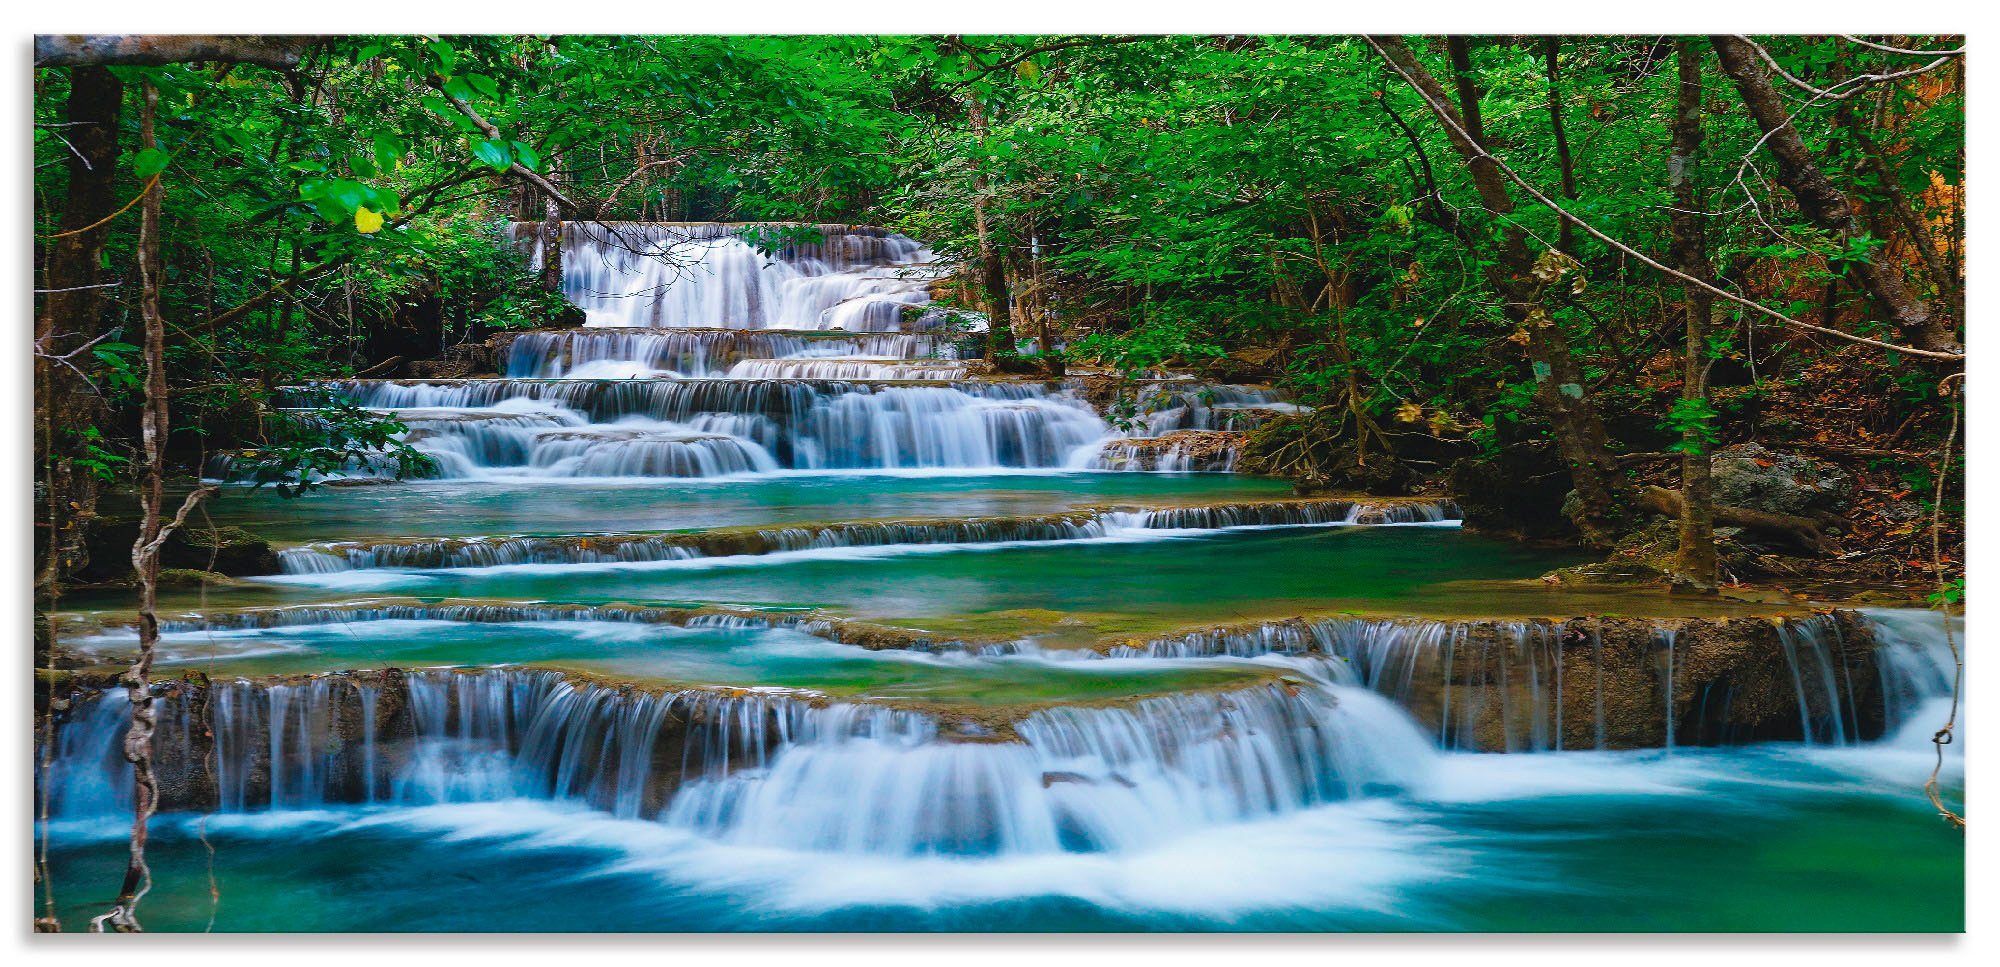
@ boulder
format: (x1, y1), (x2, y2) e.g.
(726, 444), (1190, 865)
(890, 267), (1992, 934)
(1711, 443), (1850, 517)
(80, 518), (279, 581)
(1446, 443), (1577, 539)
(168, 524), (279, 575)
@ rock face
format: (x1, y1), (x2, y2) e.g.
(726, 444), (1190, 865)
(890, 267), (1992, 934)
(80, 519), (279, 581)
(1121, 610), (1890, 751)
(1446, 444), (1577, 539)
(1711, 443), (1851, 516)
(53, 669), (792, 816)
(1092, 430), (1243, 472)
(170, 524), (280, 575)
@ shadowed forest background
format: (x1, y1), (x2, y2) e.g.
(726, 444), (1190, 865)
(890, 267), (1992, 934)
(34, 34), (1965, 601)
(30, 33), (1966, 934)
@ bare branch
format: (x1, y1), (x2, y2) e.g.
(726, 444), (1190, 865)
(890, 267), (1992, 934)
(1363, 35), (1964, 362)
(426, 77), (580, 211)
(1839, 35), (1965, 57)
(1736, 35), (1952, 103)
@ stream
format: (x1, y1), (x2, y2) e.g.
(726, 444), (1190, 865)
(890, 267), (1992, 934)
(38, 224), (1964, 932)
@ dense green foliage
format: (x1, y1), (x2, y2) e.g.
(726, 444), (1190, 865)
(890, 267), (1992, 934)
(33, 34), (1964, 562)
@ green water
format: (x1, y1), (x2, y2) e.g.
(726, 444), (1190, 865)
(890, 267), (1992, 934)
(46, 470), (1961, 934)
(180, 472), (1296, 544)
(38, 746), (1962, 932)
(68, 618), (1274, 707)
(231, 526), (1805, 642)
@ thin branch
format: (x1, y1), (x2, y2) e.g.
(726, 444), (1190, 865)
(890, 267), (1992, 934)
(426, 77), (579, 211)
(1737, 35), (1952, 103)
(1363, 35), (1964, 362)
(942, 35), (1149, 89)
(1839, 35), (1965, 57)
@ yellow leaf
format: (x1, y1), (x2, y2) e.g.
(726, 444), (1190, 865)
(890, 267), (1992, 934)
(355, 206), (384, 234)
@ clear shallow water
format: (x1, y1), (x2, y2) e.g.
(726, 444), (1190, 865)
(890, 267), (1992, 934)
(64, 618), (1274, 706)
(38, 742), (1962, 932)
(180, 473), (1297, 544)
(41, 224), (1966, 933)
(229, 526), (1603, 641)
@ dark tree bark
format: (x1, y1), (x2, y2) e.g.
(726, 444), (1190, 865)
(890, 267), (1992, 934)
(1667, 40), (1720, 591)
(35, 65), (123, 600)
(1845, 110), (1961, 319)
(1541, 37), (1581, 254)
(35, 34), (316, 69)
(1373, 35), (1625, 546)
(965, 96), (1022, 367)
(1711, 35), (1958, 354)
(91, 82), (217, 934)
(540, 169), (563, 294)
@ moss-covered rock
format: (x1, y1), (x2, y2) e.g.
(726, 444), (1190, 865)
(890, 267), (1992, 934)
(81, 517), (279, 582)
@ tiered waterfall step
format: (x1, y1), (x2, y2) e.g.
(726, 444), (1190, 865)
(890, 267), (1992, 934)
(512, 221), (949, 330)
(264, 497), (1464, 574)
(276, 376), (1111, 476)
(497, 327), (966, 378)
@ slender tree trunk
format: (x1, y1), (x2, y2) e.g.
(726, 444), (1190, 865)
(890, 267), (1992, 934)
(1667, 40), (1720, 591)
(1710, 35), (1957, 354)
(965, 96), (1019, 365)
(1375, 36), (1624, 545)
(1845, 111), (1960, 319)
(91, 82), (214, 934)
(35, 65), (123, 600)
(1541, 37), (1580, 254)
(540, 169), (563, 294)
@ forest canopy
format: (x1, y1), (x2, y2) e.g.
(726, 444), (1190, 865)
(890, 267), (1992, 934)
(34, 33), (1965, 596)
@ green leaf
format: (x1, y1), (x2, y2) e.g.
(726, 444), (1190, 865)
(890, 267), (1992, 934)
(373, 133), (405, 172)
(511, 141), (540, 171)
(464, 73), (501, 100)
(427, 39), (457, 76)
(133, 148), (170, 178)
(471, 139), (514, 172)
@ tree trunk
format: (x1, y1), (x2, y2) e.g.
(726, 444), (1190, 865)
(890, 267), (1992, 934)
(1541, 37), (1580, 254)
(1710, 35), (1957, 355)
(540, 172), (563, 294)
(966, 96), (1020, 365)
(1374, 35), (1624, 545)
(91, 82), (214, 934)
(35, 65), (123, 604)
(1667, 40), (1720, 591)
(35, 34), (317, 69)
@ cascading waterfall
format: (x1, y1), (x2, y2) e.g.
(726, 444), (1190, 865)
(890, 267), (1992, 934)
(664, 683), (1432, 857)
(520, 222), (948, 331)
(1657, 628), (1678, 751)
(723, 358), (970, 380)
(240, 224), (1322, 486)
(1130, 384), (1305, 435)
(1013, 610), (1954, 752)
(1090, 435), (1242, 473)
(283, 378), (1111, 477)
(501, 329), (957, 379)
(1776, 615), (1862, 745)
(44, 668), (1433, 859)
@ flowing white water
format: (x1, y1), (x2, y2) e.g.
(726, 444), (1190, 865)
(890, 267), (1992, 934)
(283, 378), (1115, 479)
(246, 224), (1317, 482)
(521, 222), (949, 331)
(46, 667), (1433, 858)
(502, 330), (957, 379)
